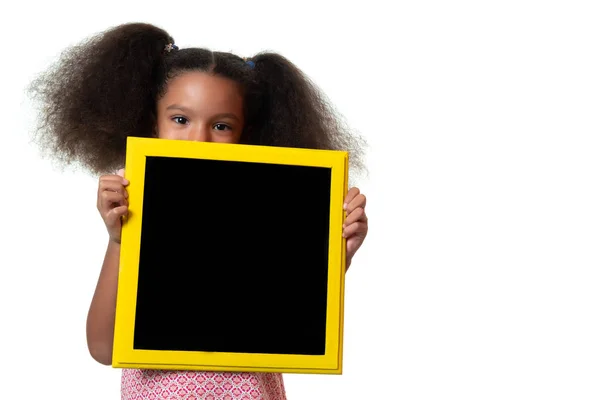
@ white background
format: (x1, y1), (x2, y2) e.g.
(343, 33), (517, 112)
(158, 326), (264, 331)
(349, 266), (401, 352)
(1, 0), (599, 399)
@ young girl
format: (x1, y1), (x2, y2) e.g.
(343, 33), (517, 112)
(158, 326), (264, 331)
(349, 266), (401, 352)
(29, 22), (369, 400)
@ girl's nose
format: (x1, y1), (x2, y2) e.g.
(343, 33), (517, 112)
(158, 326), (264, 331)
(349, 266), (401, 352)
(189, 126), (211, 142)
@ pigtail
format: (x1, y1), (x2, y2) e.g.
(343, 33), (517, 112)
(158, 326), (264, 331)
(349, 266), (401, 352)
(246, 53), (366, 178)
(28, 23), (174, 174)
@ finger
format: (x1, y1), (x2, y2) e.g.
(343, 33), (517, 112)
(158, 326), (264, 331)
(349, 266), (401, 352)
(105, 205), (128, 227)
(100, 173), (128, 183)
(347, 194), (367, 213)
(343, 187), (360, 210)
(343, 221), (368, 239)
(119, 169), (129, 185)
(343, 207), (366, 227)
(99, 180), (129, 198)
(100, 191), (128, 210)
(100, 173), (129, 187)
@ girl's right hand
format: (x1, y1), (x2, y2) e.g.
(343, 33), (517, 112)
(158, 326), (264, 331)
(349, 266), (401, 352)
(97, 168), (129, 244)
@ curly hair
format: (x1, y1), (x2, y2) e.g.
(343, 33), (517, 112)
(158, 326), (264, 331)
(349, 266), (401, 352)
(27, 22), (367, 178)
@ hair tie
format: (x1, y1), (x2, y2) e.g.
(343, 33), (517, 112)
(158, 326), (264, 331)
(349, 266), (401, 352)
(164, 43), (178, 53)
(243, 57), (255, 69)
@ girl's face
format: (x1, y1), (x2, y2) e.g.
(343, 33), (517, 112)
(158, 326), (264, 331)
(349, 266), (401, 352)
(156, 71), (245, 143)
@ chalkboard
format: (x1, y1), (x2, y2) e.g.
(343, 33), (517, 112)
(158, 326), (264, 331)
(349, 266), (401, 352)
(113, 137), (348, 374)
(134, 156), (331, 355)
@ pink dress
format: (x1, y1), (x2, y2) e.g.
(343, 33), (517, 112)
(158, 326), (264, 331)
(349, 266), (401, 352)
(121, 369), (287, 400)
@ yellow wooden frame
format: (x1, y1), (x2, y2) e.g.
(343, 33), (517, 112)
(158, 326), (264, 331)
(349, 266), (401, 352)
(112, 137), (348, 374)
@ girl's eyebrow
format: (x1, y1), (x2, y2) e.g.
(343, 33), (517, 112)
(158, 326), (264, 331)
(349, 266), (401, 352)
(166, 104), (193, 113)
(165, 105), (240, 122)
(213, 113), (241, 122)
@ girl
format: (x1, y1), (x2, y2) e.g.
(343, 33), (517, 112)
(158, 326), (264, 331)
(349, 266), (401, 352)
(28, 22), (369, 400)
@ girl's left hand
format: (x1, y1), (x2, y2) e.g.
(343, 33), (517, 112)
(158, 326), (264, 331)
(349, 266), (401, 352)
(343, 187), (368, 270)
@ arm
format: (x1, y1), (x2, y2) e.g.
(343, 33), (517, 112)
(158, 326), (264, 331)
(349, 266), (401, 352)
(86, 239), (120, 365)
(87, 169), (129, 365)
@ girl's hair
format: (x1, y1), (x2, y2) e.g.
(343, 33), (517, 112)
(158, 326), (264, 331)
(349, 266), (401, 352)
(28, 22), (366, 178)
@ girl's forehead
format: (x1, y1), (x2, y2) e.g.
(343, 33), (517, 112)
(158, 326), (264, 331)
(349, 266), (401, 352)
(160, 71), (244, 110)
(166, 72), (242, 96)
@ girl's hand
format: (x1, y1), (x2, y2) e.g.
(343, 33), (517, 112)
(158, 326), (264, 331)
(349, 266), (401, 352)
(343, 187), (368, 270)
(97, 168), (129, 244)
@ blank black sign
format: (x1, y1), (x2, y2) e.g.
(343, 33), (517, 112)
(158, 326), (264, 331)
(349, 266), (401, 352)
(133, 156), (332, 355)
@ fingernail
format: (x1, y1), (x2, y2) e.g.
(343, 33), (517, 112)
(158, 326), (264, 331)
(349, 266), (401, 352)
(343, 203), (347, 210)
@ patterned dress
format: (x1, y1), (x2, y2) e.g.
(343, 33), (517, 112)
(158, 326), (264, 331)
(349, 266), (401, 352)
(121, 369), (287, 400)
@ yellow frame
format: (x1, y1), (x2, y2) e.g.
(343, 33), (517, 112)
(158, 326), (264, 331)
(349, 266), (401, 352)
(112, 137), (348, 374)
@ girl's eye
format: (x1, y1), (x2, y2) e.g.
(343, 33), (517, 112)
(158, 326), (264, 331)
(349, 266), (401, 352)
(214, 123), (232, 131)
(172, 116), (189, 125)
